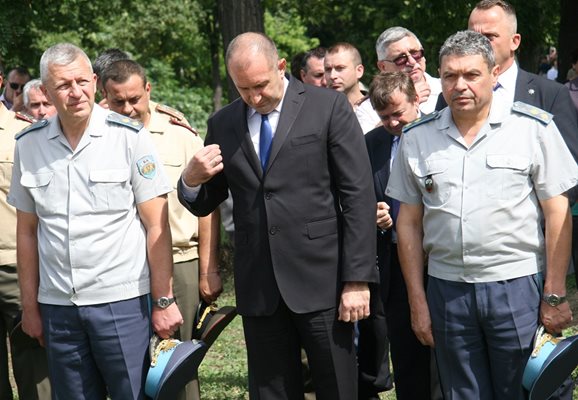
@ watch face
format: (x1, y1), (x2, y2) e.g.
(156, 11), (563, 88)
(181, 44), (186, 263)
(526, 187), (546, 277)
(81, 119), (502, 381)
(545, 294), (562, 306)
(158, 297), (169, 308)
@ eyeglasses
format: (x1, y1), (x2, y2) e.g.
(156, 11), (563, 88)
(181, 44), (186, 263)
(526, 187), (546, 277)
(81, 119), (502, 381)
(9, 82), (25, 90)
(383, 49), (425, 66)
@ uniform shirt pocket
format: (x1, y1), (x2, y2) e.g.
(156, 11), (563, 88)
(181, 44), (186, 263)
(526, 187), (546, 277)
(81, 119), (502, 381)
(411, 158), (452, 207)
(0, 155), (13, 192)
(161, 156), (184, 189)
(89, 168), (132, 211)
(486, 154), (531, 200)
(20, 172), (59, 214)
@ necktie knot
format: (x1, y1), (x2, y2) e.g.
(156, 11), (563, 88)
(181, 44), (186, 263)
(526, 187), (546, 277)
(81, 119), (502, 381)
(259, 113), (273, 170)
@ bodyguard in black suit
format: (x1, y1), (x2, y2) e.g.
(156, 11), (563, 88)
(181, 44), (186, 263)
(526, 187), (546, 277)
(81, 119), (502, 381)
(437, 0), (578, 169)
(365, 72), (434, 400)
(178, 32), (378, 400)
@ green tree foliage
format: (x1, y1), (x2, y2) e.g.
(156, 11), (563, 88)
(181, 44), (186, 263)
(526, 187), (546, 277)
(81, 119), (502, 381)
(0, 0), (564, 126)
(264, 9), (319, 65)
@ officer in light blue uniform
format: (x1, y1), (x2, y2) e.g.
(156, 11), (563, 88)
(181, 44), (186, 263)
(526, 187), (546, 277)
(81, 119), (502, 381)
(7, 43), (183, 400)
(386, 31), (578, 400)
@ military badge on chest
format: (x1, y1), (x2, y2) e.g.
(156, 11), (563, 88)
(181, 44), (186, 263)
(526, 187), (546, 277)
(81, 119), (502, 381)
(425, 174), (434, 193)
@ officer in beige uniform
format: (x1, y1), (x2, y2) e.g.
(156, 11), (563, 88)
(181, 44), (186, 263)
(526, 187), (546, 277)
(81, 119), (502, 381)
(0, 98), (51, 399)
(101, 59), (221, 400)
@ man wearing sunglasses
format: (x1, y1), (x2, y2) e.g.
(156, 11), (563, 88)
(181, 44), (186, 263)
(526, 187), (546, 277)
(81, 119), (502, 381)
(376, 27), (441, 115)
(0, 67), (31, 112)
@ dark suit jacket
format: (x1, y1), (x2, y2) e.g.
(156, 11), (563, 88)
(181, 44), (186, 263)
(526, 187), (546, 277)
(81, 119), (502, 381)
(364, 127), (394, 302)
(178, 78), (378, 316)
(435, 67), (578, 163)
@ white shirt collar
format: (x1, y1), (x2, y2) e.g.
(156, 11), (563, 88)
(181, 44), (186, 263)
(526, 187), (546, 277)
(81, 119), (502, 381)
(496, 61), (518, 104)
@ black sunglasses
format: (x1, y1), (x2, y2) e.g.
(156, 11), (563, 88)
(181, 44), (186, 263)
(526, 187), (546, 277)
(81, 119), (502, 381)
(383, 49), (425, 67)
(9, 82), (25, 90)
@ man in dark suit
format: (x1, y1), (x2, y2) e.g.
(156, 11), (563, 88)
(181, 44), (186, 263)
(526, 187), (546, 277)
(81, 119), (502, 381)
(178, 32), (378, 399)
(437, 0), (578, 169)
(364, 72), (434, 400)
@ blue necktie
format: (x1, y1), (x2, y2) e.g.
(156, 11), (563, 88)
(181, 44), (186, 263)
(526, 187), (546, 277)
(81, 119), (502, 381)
(390, 136), (400, 224)
(259, 113), (273, 170)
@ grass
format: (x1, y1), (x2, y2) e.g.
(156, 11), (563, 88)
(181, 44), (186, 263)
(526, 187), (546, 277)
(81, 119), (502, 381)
(198, 246), (578, 399)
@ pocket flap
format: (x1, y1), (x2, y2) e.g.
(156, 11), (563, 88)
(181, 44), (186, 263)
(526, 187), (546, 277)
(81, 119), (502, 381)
(486, 155), (530, 171)
(291, 132), (321, 146)
(306, 217), (337, 239)
(412, 159), (448, 178)
(20, 172), (53, 188)
(90, 169), (130, 183)
(160, 153), (183, 167)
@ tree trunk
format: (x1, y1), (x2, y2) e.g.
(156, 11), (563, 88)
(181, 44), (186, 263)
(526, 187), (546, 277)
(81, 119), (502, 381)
(205, 2), (223, 112)
(558, 0), (578, 83)
(217, 0), (265, 102)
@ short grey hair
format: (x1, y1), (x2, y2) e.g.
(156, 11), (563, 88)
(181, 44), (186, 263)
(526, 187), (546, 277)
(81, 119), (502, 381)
(439, 30), (495, 71)
(375, 27), (422, 61)
(40, 43), (92, 85)
(22, 78), (43, 107)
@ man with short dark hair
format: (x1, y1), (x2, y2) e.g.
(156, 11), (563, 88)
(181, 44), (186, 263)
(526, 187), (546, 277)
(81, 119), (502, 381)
(300, 47), (327, 87)
(92, 48), (131, 107)
(365, 72), (431, 399)
(325, 42), (381, 133)
(387, 30), (577, 400)
(102, 59), (221, 400)
(436, 0), (578, 168)
(0, 67), (31, 111)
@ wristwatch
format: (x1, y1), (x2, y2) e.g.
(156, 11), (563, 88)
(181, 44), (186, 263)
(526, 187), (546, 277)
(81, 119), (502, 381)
(153, 296), (176, 309)
(542, 293), (567, 307)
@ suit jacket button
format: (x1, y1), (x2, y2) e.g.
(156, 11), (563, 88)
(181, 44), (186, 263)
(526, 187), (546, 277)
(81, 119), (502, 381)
(265, 192), (273, 200)
(269, 226), (279, 235)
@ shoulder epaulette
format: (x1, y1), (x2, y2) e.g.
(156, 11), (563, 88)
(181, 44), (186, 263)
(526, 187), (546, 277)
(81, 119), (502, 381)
(169, 117), (198, 136)
(512, 101), (553, 125)
(15, 112), (35, 124)
(15, 119), (48, 140)
(106, 112), (143, 131)
(402, 111), (441, 133)
(155, 103), (185, 121)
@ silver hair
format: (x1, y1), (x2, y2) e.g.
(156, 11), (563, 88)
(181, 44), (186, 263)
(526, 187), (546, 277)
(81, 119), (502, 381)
(22, 78), (43, 107)
(375, 27), (422, 61)
(439, 30), (495, 70)
(40, 43), (92, 85)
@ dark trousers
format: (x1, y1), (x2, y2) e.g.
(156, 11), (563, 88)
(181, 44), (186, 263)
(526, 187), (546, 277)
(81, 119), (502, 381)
(572, 215), (578, 287)
(428, 276), (540, 400)
(0, 266), (50, 400)
(40, 295), (150, 400)
(385, 246), (434, 400)
(357, 282), (392, 399)
(242, 300), (357, 400)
